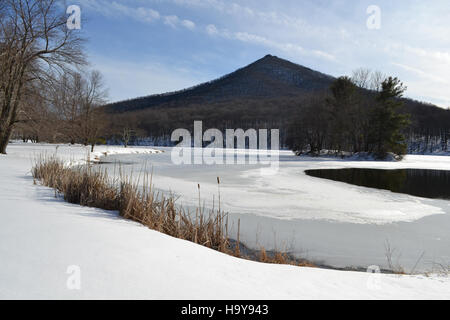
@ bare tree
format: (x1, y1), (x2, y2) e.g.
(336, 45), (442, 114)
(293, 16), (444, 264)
(14, 82), (52, 142)
(0, 0), (85, 154)
(351, 68), (371, 89)
(352, 68), (385, 92)
(49, 69), (108, 150)
(78, 70), (108, 151)
(48, 71), (82, 143)
(369, 71), (385, 91)
(122, 127), (133, 148)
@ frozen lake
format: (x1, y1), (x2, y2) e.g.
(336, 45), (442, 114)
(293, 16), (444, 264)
(98, 148), (450, 272)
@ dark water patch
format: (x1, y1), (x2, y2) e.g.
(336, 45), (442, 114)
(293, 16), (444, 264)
(305, 168), (450, 200)
(94, 160), (139, 166)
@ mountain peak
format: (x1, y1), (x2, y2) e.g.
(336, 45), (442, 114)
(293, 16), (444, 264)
(257, 54), (285, 63)
(251, 55), (323, 74)
(107, 55), (335, 112)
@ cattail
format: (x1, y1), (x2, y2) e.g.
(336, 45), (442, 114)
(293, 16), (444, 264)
(31, 155), (315, 271)
(217, 177), (221, 213)
(235, 219), (241, 257)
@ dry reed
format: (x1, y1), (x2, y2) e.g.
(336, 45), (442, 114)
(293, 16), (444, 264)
(32, 155), (315, 268)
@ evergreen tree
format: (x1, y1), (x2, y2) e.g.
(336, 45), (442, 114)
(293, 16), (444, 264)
(369, 77), (410, 159)
(327, 77), (357, 153)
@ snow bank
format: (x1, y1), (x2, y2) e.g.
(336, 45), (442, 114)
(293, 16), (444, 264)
(297, 151), (401, 161)
(90, 146), (163, 162)
(0, 143), (449, 299)
(3, 142), (163, 167)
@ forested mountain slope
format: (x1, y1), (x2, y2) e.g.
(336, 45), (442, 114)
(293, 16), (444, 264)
(106, 55), (334, 112)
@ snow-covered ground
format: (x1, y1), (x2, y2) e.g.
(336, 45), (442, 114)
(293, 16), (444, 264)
(1, 143), (449, 299)
(100, 148), (450, 271)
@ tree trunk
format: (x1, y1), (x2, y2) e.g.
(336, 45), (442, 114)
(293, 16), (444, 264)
(0, 124), (14, 154)
(0, 138), (8, 154)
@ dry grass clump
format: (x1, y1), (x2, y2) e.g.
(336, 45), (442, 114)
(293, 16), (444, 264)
(32, 155), (230, 252)
(33, 157), (119, 210)
(258, 247), (316, 267)
(118, 175), (230, 252)
(32, 155), (315, 268)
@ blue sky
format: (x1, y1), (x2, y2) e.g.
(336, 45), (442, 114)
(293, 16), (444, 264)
(72, 0), (450, 108)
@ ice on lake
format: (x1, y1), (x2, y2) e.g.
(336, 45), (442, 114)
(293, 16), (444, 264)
(98, 148), (450, 272)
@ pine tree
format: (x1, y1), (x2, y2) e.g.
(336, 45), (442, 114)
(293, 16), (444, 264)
(369, 77), (410, 159)
(327, 77), (358, 153)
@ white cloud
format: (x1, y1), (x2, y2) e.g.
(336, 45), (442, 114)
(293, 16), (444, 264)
(77, 0), (161, 22)
(78, 0), (196, 30)
(392, 63), (450, 85)
(403, 46), (450, 65)
(164, 15), (180, 28)
(79, 0), (334, 62)
(163, 15), (196, 30)
(206, 27), (335, 61)
(134, 7), (160, 22)
(205, 24), (218, 35)
(181, 19), (196, 30)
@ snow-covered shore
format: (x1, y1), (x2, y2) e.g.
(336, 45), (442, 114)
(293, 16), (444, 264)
(21, 143), (163, 167)
(0, 143), (449, 299)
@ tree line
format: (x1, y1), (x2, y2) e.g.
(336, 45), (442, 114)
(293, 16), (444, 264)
(104, 80), (448, 158)
(287, 70), (412, 159)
